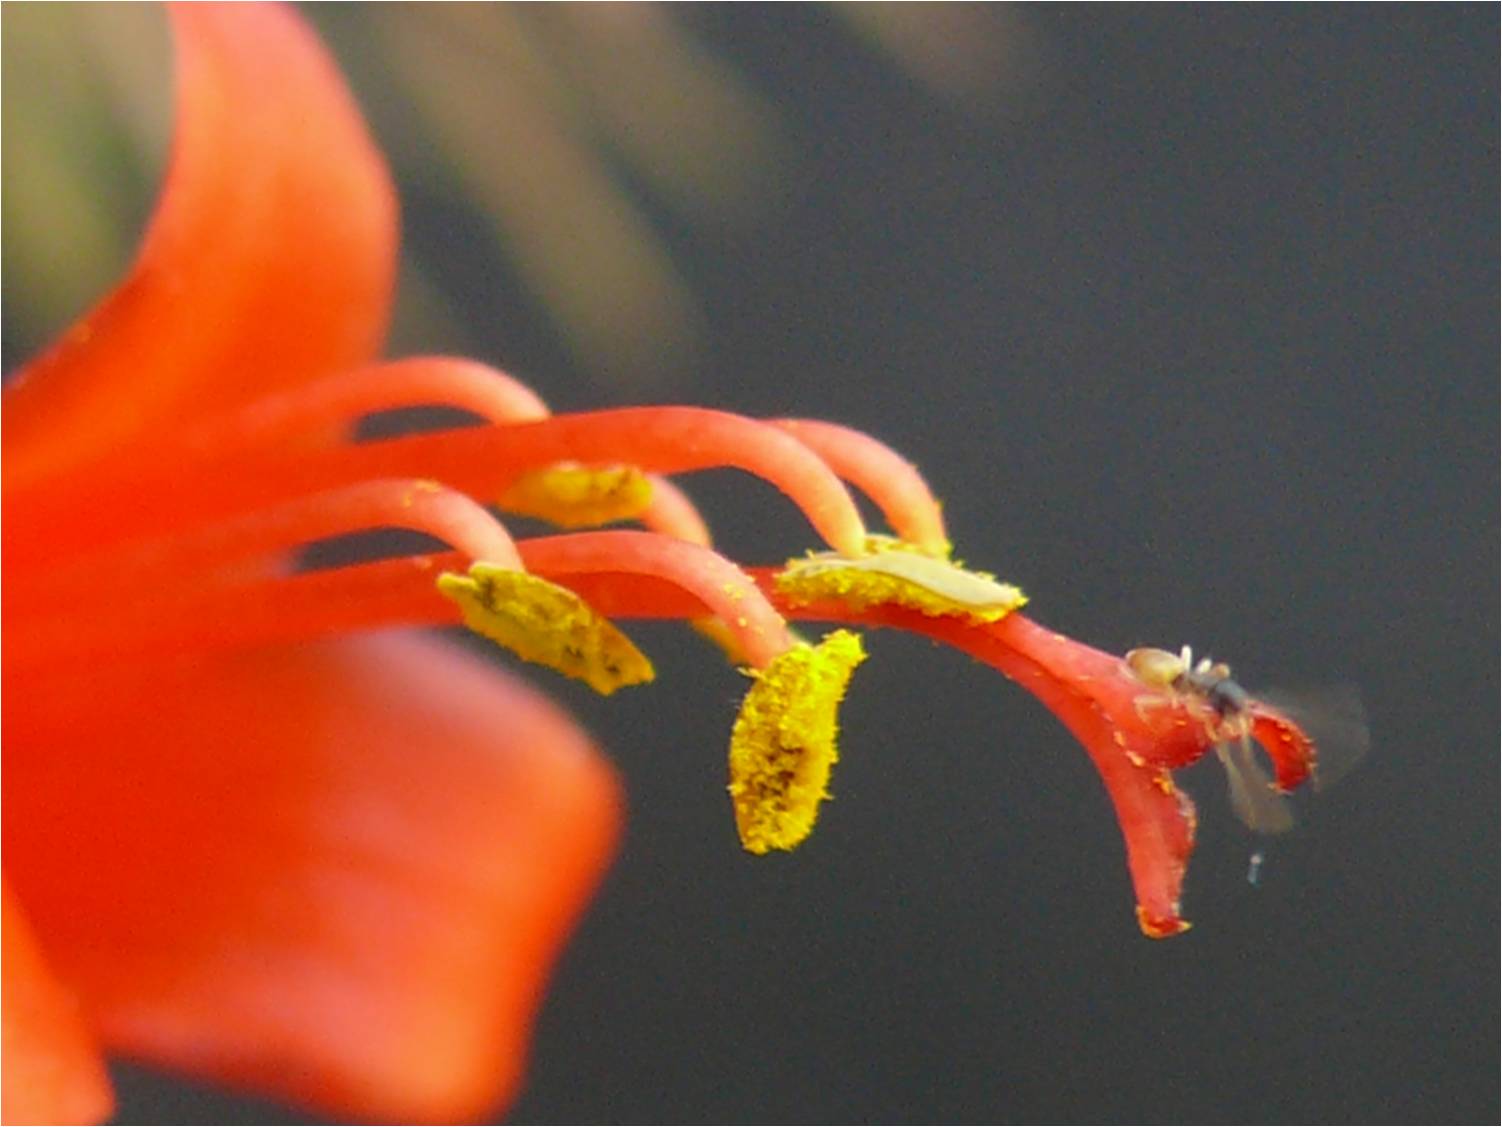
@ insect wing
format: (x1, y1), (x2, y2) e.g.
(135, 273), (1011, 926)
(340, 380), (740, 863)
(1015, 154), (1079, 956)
(1215, 738), (1295, 835)
(1254, 683), (1371, 791)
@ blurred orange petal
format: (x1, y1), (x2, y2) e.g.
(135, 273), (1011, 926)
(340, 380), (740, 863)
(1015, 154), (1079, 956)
(3, 2), (398, 488)
(1, 884), (115, 1126)
(3, 634), (622, 1122)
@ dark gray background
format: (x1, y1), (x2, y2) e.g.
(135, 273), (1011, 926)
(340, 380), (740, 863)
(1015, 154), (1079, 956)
(10, 6), (1497, 1123)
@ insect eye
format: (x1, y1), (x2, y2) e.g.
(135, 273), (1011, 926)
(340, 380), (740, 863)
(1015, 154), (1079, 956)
(1208, 680), (1250, 715)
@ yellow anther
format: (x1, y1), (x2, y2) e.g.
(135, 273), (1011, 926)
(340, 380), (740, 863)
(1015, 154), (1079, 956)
(437, 562), (654, 695)
(498, 463), (653, 528)
(776, 539), (1026, 623)
(728, 630), (867, 853)
(860, 532), (951, 559)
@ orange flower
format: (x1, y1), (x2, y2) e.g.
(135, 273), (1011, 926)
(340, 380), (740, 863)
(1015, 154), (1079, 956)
(3, 4), (1321, 1123)
(3, 6), (621, 1122)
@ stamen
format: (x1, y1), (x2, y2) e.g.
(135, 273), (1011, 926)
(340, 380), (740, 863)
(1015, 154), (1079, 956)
(777, 537), (1027, 622)
(170, 359), (691, 535)
(154, 373), (937, 554)
(2, 357), (553, 513)
(522, 560), (1218, 934)
(6, 501), (1264, 938)
(170, 358), (716, 539)
(516, 531), (794, 668)
(4, 554), (457, 670)
(8, 479), (522, 603)
(771, 418), (949, 555)
(437, 563), (654, 695)
(171, 357), (552, 454)
(638, 475), (713, 546)
(727, 629), (867, 853)
(20, 408), (869, 563)
(7, 532), (792, 674)
(498, 464), (654, 528)
(204, 359), (720, 549)
(308, 409), (870, 557)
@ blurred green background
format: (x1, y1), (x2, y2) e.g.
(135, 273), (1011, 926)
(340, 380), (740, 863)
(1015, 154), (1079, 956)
(5, 5), (1497, 1123)
(5, 3), (1035, 392)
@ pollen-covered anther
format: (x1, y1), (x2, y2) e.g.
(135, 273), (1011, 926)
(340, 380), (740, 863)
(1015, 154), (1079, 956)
(497, 463), (653, 528)
(437, 561), (654, 695)
(728, 629), (867, 853)
(776, 536), (1026, 623)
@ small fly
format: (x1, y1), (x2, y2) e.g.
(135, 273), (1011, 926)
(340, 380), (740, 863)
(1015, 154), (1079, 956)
(1126, 645), (1295, 834)
(1124, 645), (1369, 837)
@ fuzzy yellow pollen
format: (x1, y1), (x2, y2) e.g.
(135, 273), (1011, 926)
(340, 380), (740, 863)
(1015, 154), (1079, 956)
(497, 463), (653, 528)
(727, 629), (867, 854)
(437, 562), (654, 695)
(776, 537), (1027, 623)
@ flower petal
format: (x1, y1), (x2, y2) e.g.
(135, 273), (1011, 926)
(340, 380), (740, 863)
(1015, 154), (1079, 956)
(922, 614), (1204, 937)
(3, 634), (622, 1122)
(3, 2), (398, 488)
(2, 883), (115, 1126)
